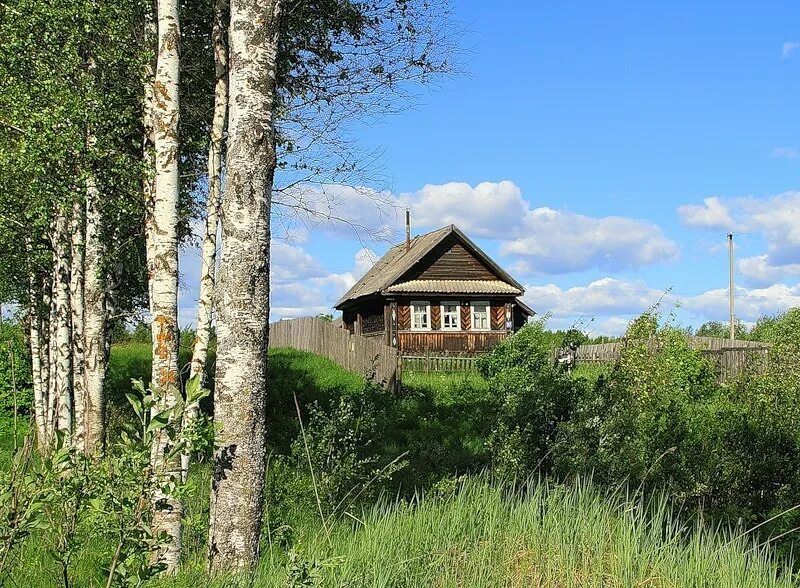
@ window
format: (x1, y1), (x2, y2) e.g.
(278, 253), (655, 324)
(471, 301), (490, 331)
(411, 301), (430, 330)
(441, 301), (460, 331)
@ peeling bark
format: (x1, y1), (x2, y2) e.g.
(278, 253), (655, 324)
(70, 197), (86, 450)
(182, 0), (228, 482)
(51, 207), (73, 438)
(84, 173), (107, 454)
(146, 0), (183, 573)
(208, 0), (282, 572)
(28, 274), (49, 450)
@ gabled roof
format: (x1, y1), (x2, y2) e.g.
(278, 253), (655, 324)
(335, 224), (525, 309)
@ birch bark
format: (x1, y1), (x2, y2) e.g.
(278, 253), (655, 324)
(51, 207), (73, 438)
(28, 277), (49, 449)
(182, 0), (228, 482)
(70, 197), (86, 450)
(83, 174), (107, 454)
(208, 0), (281, 572)
(146, 0), (183, 573)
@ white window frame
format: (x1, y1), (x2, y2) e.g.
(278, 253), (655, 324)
(441, 301), (461, 331)
(411, 300), (431, 331)
(471, 301), (491, 331)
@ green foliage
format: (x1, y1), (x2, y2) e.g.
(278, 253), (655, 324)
(477, 320), (584, 478)
(289, 381), (406, 515)
(158, 478), (797, 587)
(0, 378), (210, 587)
(695, 319), (749, 339)
(0, 320), (33, 416)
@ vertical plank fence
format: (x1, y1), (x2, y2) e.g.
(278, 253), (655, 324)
(269, 317), (399, 390)
(574, 336), (770, 382)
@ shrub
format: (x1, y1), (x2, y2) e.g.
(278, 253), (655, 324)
(0, 321), (32, 417)
(477, 320), (584, 479)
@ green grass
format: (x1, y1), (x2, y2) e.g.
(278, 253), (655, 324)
(159, 477), (797, 588)
(10, 471), (798, 587)
(570, 361), (613, 383)
(400, 369), (489, 397)
(4, 345), (800, 587)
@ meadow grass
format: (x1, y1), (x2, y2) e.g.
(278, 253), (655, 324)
(154, 477), (798, 588)
(570, 361), (613, 383)
(7, 345), (799, 587)
(401, 369), (489, 397)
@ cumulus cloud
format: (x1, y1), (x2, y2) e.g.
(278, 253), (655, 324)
(401, 181), (678, 275)
(401, 181), (529, 238)
(783, 41), (800, 58)
(676, 197), (736, 229)
(502, 209), (679, 274)
(520, 275), (800, 335)
(738, 255), (800, 287)
(678, 191), (800, 283)
(522, 278), (670, 319)
(274, 183), (402, 242)
(682, 284), (800, 322)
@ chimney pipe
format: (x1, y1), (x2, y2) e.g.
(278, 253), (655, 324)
(405, 208), (411, 252)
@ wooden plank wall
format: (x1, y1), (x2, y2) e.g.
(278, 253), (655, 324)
(401, 354), (479, 372)
(574, 336), (770, 383)
(576, 337), (769, 362)
(269, 317), (399, 390)
(398, 331), (506, 354)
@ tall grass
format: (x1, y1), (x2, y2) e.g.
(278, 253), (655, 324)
(154, 477), (797, 588)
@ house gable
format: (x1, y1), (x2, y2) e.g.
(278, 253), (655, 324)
(399, 232), (501, 282)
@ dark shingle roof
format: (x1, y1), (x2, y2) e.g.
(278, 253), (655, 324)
(334, 225), (525, 309)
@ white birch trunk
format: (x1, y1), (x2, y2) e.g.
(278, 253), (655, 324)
(41, 284), (52, 443)
(28, 276), (49, 449)
(48, 272), (58, 434)
(182, 0), (228, 482)
(51, 207), (73, 438)
(208, 0), (281, 572)
(146, 0), (183, 573)
(84, 173), (108, 454)
(70, 197), (86, 451)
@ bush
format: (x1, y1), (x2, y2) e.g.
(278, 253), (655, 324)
(477, 320), (584, 479)
(0, 321), (32, 418)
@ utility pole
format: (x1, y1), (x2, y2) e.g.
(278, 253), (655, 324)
(728, 233), (735, 341)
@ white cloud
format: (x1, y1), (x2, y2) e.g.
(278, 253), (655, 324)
(682, 283), (800, 322)
(521, 275), (800, 335)
(676, 197), (736, 229)
(401, 180), (529, 238)
(522, 278), (671, 319)
(738, 255), (800, 287)
(783, 41), (800, 58)
(678, 191), (800, 283)
(503, 209), (679, 274)
(401, 181), (678, 275)
(770, 147), (800, 160)
(274, 183), (402, 242)
(353, 247), (378, 279)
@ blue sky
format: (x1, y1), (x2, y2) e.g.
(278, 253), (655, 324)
(180, 1), (800, 336)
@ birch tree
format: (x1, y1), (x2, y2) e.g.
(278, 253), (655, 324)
(207, 0), (282, 571)
(204, 0), (456, 571)
(182, 0), (228, 482)
(51, 207), (73, 438)
(145, 0), (183, 572)
(70, 196), (86, 448)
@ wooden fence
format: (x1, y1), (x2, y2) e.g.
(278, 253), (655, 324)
(270, 317), (399, 390)
(401, 354), (480, 373)
(575, 336), (770, 382)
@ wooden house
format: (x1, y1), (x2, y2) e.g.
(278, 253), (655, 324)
(334, 224), (534, 355)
